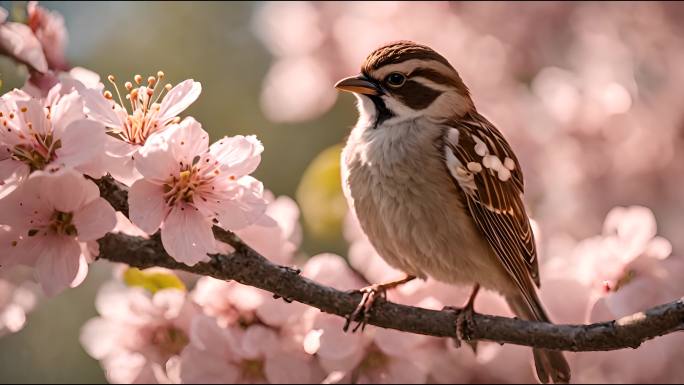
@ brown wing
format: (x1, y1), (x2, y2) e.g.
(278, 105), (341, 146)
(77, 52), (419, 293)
(443, 111), (540, 304)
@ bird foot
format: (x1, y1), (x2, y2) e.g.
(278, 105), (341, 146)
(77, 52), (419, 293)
(443, 305), (478, 353)
(343, 276), (416, 333)
(344, 283), (386, 333)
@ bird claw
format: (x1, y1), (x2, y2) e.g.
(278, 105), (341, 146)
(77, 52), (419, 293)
(344, 284), (386, 333)
(443, 305), (478, 353)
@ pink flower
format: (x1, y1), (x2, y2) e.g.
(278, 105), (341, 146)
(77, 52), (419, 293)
(81, 72), (201, 185)
(0, 264), (39, 336)
(0, 87), (106, 197)
(192, 278), (268, 328)
(27, 1), (68, 71)
(234, 191), (302, 265)
(552, 206), (672, 298)
(80, 280), (198, 384)
(180, 315), (322, 384)
(128, 117), (266, 265)
(0, 170), (116, 296)
(0, 6), (48, 73)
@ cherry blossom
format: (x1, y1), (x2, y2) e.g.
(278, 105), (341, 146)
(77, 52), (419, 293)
(0, 6), (48, 73)
(27, 1), (68, 71)
(232, 191), (302, 265)
(80, 280), (198, 384)
(128, 117), (266, 264)
(0, 86), (106, 197)
(80, 72), (201, 185)
(180, 315), (323, 384)
(0, 170), (116, 296)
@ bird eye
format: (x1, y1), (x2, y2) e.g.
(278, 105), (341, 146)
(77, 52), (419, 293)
(385, 72), (406, 87)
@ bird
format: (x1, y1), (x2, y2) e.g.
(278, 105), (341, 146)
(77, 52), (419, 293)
(335, 41), (571, 384)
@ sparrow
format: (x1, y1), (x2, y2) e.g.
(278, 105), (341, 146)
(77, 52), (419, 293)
(335, 41), (570, 384)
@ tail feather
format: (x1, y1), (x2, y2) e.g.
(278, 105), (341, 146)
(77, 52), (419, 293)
(506, 292), (571, 384)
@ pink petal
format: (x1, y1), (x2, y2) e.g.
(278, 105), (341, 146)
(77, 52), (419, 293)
(112, 211), (149, 238)
(55, 119), (106, 170)
(94, 281), (152, 321)
(152, 288), (187, 320)
(0, 225), (25, 268)
(70, 252), (90, 289)
(134, 133), (180, 183)
(166, 117), (209, 165)
(42, 170), (99, 213)
(645, 236), (672, 260)
(27, 1), (68, 71)
(50, 91), (85, 136)
(189, 315), (233, 354)
(34, 235), (82, 296)
(73, 197), (117, 241)
(214, 199), (265, 231)
(314, 313), (366, 365)
(226, 283), (265, 313)
(214, 179), (267, 231)
(180, 346), (240, 384)
(373, 327), (426, 356)
(128, 179), (168, 234)
(0, 159), (29, 199)
(209, 135), (264, 178)
(302, 253), (362, 289)
(1, 303), (27, 333)
(0, 175), (50, 229)
(101, 350), (148, 384)
(256, 292), (308, 328)
(267, 195), (302, 245)
(157, 80), (201, 124)
(239, 325), (279, 359)
(80, 87), (124, 130)
(103, 137), (141, 186)
(67, 67), (102, 90)
(161, 205), (214, 265)
(0, 22), (48, 73)
(79, 317), (126, 359)
(383, 357), (428, 384)
(74, 149), (108, 179)
(15, 98), (49, 135)
(264, 350), (318, 384)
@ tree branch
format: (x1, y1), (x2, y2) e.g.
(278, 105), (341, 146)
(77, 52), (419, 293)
(95, 176), (684, 352)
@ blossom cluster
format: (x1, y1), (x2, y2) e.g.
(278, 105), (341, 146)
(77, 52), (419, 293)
(0, 3), (267, 297)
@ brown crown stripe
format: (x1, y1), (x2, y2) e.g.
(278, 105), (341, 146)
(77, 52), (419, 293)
(362, 41), (453, 73)
(391, 80), (442, 110)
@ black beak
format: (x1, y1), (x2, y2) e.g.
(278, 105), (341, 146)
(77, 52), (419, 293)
(334, 74), (381, 96)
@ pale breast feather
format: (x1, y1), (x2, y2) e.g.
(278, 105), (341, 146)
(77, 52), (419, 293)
(443, 112), (541, 292)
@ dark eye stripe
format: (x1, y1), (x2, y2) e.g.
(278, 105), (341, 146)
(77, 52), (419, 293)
(391, 79), (442, 110)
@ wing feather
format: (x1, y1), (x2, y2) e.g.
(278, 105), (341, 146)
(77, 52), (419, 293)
(443, 112), (540, 303)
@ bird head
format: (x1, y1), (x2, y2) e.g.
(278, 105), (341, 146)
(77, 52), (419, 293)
(335, 41), (473, 127)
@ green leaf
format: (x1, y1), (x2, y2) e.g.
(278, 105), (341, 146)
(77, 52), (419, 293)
(123, 267), (186, 294)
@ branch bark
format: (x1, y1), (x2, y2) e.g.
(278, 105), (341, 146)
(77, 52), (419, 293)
(95, 176), (684, 352)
